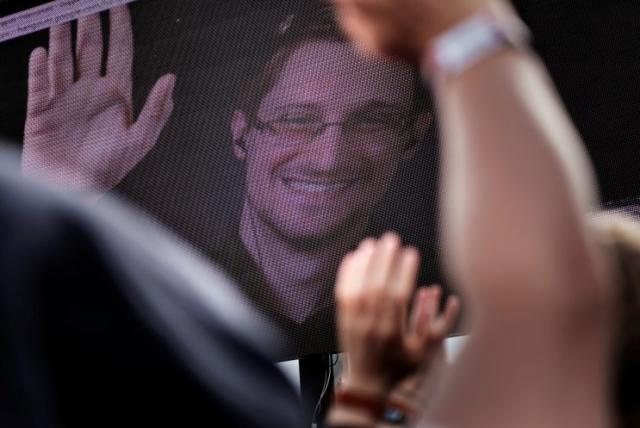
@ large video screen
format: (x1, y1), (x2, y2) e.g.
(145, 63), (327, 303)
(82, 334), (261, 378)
(2, 0), (640, 360)
(0, 0), (441, 359)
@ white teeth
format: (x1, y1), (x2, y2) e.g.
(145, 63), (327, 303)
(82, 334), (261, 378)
(284, 179), (352, 193)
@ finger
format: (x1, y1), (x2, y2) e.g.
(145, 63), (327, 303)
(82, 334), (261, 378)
(408, 287), (431, 336)
(130, 74), (176, 154)
(366, 232), (401, 292)
(347, 238), (376, 298)
(403, 289), (438, 362)
(358, 236), (376, 249)
(27, 47), (49, 115)
(48, 22), (73, 97)
(107, 5), (134, 98)
(336, 252), (358, 327)
(337, 240), (376, 330)
(390, 247), (420, 332)
(415, 287), (441, 339)
(76, 13), (103, 79)
(336, 251), (356, 302)
(392, 246), (420, 300)
(428, 286), (442, 322)
(430, 295), (461, 341)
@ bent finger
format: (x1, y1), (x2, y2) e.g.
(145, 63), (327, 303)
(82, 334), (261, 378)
(409, 287), (432, 337)
(416, 287), (442, 340)
(430, 295), (461, 341)
(388, 247), (420, 332)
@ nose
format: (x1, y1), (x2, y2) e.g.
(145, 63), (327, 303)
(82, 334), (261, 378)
(309, 123), (346, 171)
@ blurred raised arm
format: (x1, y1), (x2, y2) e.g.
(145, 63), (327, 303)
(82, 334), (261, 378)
(333, 1), (615, 427)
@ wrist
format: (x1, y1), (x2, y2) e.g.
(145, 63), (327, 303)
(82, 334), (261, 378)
(333, 381), (388, 422)
(327, 404), (378, 428)
(428, 7), (486, 40)
(420, 5), (530, 82)
(341, 376), (391, 398)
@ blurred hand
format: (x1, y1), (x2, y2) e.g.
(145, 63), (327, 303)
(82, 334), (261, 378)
(384, 285), (455, 423)
(336, 232), (459, 396)
(22, 6), (175, 194)
(332, 0), (506, 62)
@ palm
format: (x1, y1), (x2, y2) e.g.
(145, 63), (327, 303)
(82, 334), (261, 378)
(26, 81), (131, 190)
(22, 6), (175, 193)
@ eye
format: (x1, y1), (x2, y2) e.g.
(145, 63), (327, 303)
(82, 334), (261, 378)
(352, 110), (402, 130)
(275, 113), (319, 129)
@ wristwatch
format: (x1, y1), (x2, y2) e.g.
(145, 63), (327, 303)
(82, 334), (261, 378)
(424, 12), (531, 80)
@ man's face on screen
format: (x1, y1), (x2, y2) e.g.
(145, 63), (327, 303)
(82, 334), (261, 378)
(235, 41), (416, 243)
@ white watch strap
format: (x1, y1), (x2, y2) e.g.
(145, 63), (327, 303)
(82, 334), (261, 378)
(425, 13), (531, 79)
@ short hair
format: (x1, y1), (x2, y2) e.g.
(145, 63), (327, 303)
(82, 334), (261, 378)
(235, 2), (432, 124)
(590, 212), (640, 428)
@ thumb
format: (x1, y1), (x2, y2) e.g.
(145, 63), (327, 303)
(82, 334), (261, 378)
(130, 73), (176, 155)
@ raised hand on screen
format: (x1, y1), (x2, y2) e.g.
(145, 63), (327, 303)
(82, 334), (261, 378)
(335, 232), (459, 397)
(22, 6), (175, 194)
(332, 0), (510, 62)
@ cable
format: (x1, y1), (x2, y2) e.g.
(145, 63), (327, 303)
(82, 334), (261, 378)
(311, 367), (331, 424)
(311, 354), (337, 426)
(330, 353), (339, 367)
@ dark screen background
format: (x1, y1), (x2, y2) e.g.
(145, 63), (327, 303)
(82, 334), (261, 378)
(0, 0), (639, 358)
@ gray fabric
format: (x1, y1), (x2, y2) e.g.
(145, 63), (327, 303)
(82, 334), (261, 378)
(0, 146), (303, 428)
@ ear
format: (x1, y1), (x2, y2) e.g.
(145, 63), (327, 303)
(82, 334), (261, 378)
(231, 110), (249, 161)
(403, 111), (433, 160)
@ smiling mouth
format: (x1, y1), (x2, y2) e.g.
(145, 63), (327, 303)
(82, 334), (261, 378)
(281, 177), (358, 194)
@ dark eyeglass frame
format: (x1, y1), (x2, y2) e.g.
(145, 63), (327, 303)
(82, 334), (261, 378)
(251, 115), (415, 144)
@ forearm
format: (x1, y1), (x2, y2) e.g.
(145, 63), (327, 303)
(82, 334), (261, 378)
(433, 43), (605, 317)
(437, 49), (598, 210)
(332, 2), (614, 426)
(423, 29), (616, 428)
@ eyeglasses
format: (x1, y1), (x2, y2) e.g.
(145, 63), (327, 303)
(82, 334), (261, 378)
(252, 113), (412, 147)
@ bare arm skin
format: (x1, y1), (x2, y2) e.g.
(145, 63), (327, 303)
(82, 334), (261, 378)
(333, 1), (617, 427)
(428, 44), (614, 428)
